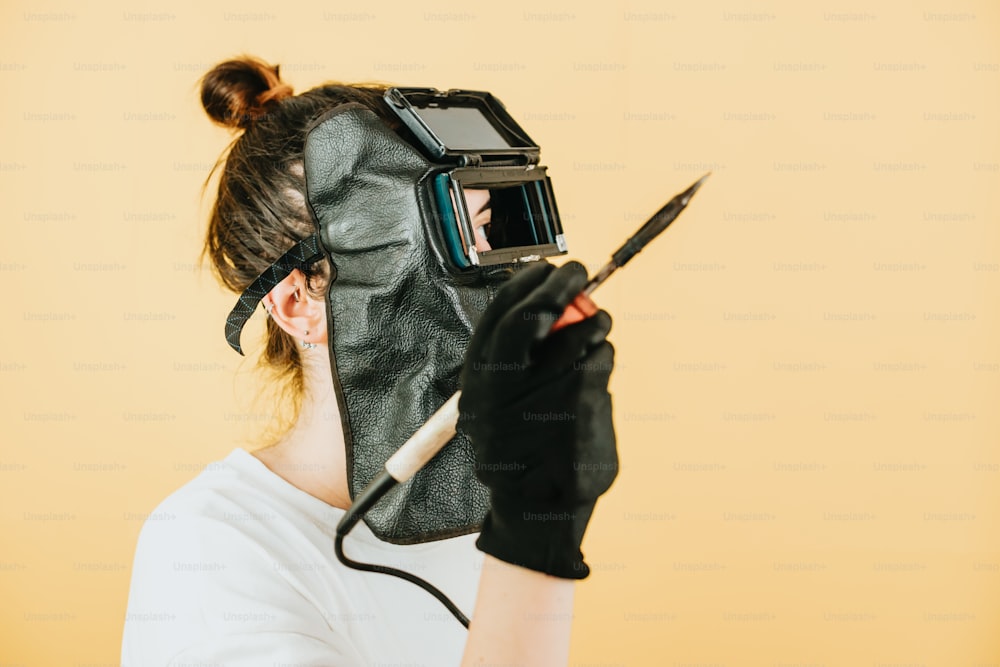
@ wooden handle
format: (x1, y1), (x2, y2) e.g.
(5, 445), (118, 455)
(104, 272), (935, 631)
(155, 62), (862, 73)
(384, 392), (462, 482)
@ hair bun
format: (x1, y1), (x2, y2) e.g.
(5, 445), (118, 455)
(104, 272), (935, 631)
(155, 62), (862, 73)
(201, 56), (294, 130)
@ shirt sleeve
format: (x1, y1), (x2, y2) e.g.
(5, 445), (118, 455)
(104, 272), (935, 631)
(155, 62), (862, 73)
(121, 505), (368, 667)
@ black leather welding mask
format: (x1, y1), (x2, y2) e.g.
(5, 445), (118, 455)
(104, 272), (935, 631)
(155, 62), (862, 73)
(223, 96), (567, 544)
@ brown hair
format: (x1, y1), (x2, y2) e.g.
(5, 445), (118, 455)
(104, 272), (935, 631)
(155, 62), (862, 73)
(199, 56), (396, 426)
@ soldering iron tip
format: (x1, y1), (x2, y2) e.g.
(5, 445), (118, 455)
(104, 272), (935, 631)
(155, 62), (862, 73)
(677, 172), (711, 206)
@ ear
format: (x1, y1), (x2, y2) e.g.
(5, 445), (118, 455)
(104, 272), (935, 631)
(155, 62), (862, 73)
(263, 268), (326, 346)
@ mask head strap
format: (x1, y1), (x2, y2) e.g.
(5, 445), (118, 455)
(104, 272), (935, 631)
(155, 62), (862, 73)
(224, 234), (325, 355)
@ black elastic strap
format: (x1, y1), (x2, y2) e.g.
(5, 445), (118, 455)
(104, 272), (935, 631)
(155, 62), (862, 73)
(225, 234), (325, 355)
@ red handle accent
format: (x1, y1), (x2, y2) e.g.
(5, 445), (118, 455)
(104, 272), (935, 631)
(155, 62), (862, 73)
(551, 293), (599, 331)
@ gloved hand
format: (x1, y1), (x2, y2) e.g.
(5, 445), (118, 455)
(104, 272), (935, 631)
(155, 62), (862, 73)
(457, 261), (618, 579)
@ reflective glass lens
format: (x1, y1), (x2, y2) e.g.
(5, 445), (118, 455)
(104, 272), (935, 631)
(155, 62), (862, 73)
(432, 170), (567, 268)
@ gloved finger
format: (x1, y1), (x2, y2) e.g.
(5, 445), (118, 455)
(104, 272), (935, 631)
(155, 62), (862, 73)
(528, 336), (615, 396)
(464, 261), (554, 364)
(500, 340), (616, 433)
(581, 340), (615, 389)
(530, 310), (612, 372)
(480, 314), (612, 397)
(488, 261), (589, 363)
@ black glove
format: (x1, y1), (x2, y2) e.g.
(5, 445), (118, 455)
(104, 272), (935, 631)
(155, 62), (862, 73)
(457, 261), (618, 579)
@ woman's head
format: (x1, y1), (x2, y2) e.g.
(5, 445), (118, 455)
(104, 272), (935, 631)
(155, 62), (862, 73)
(199, 56), (401, 413)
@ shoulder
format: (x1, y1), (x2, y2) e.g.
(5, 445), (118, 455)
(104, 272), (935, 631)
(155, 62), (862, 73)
(127, 451), (280, 602)
(125, 447), (328, 617)
(122, 450), (364, 665)
(132, 455), (259, 552)
(129, 448), (337, 580)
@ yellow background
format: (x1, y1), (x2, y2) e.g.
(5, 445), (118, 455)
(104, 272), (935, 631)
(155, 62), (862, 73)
(2, 0), (998, 664)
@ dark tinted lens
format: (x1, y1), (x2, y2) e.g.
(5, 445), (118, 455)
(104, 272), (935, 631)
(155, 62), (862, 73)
(486, 182), (555, 250)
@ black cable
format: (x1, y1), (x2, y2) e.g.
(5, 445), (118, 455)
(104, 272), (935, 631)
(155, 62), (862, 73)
(334, 534), (471, 629)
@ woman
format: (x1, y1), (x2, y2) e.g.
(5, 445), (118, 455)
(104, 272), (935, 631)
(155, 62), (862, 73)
(121, 56), (617, 666)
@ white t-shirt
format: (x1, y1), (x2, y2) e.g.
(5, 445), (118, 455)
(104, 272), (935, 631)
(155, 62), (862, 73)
(121, 448), (483, 667)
